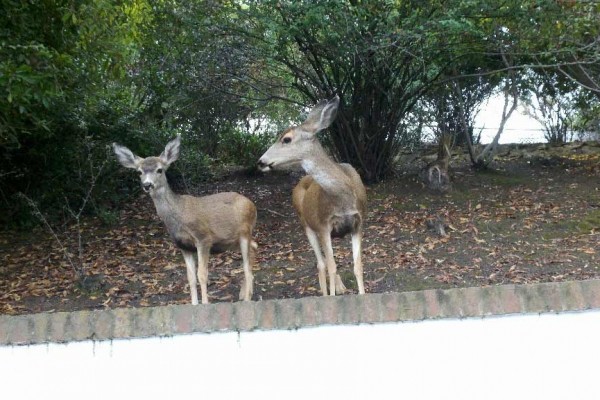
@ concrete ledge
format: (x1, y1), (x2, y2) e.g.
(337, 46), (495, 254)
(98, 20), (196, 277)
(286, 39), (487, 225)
(2, 279), (600, 346)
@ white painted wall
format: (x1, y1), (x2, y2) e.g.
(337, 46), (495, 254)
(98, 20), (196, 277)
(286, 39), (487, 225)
(2, 310), (599, 400)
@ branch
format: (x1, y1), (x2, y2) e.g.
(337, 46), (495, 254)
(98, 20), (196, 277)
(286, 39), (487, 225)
(557, 65), (600, 94)
(18, 193), (81, 278)
(476, 52), (519, 164)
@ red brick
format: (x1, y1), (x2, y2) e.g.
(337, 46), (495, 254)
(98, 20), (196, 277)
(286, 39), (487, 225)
(275, 299), (300, 329)
(318, 297), (339, 325)
(388, 292), (414, 321)
(495, 285), (522, 315)
(233, 301), (257, 331)
(359, 293), (381, 323)
(113, 308), (134, 338)
(0, 316), (11, 343)
(4, 279), (600, 346)
(423, 289), (441, 318)
(380, 293), (400, 322)
(338, 295), (360, 324)
(47, 313), (69, 343)
(173, 305), (194, 334)
(559, 281), (586, 311)
(458, 287), (483, 317)
(30, 312), (50, 343)
(91, 310), (114, 340)
(535, 283), (562, 313)
(442, 289), (464, 317)
(298, 297), (320, 326)
(579, 280), (600, 309)
(256, 300), (277, 330)
(67, 311), (92, 342)
(213, 303), (233, 331)
(134, 307), (171, 337)
(397, 291), (426, 320)
(7, 316), (31, 345)
(515, 284), (547, 313)
(191, 304), (215, 333)
(475, 286), (494, 315)
(435, 289), (453, 317)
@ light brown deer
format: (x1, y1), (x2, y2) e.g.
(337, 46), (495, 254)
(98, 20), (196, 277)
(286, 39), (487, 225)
(113, 135), (257, 305)
(423, 133), (452, 192)
(257, 96), (367, 296)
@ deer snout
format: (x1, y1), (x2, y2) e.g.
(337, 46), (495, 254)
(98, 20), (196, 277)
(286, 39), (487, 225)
(142, 182), (154, 192)
(257, 158), (273, 171)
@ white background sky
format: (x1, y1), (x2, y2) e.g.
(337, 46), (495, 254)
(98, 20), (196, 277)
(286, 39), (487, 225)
(476, 93), (546, 144)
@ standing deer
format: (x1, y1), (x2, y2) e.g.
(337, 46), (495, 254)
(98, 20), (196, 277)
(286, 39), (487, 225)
(423, 133), (452, 192)
(113, 135), (257, 305)
(257, 95), (367, 296)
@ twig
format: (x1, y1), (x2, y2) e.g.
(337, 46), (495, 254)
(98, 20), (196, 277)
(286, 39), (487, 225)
(265, 208), (287, 217)
(18, 193), (80, 278)
(18, 144), (110, 282)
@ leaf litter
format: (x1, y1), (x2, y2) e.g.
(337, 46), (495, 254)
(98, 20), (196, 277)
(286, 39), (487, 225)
(1, 147), (600, 315)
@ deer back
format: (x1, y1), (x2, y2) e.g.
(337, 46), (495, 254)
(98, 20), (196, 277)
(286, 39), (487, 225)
(159, 192), (256, 252)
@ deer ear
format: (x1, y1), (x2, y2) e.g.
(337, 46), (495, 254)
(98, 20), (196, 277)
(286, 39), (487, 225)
(160, 135), (181, 166)
(301, 95), (340, 134)
(113, 143), (141, 169)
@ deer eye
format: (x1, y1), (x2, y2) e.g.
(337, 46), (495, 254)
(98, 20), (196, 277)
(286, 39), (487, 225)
(282, 136), (292, 144)
(156, 168), (163, 174)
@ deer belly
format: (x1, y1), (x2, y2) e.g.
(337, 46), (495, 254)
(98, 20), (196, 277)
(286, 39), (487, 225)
(209, 242), (227, 254)
(330, 215), (357, 238)
(173, 237), (197, 252)
(171, 231), (237, 254)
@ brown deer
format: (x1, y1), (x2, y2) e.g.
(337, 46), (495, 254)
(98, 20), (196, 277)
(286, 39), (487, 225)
(113, 135), (257, 305)
(423, 133), (452, 192)
(257, 95), (367, 296)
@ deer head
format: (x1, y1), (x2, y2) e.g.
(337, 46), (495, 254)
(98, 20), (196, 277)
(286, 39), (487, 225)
(112, 135), (181, 194)
(257, 95), (340, 172)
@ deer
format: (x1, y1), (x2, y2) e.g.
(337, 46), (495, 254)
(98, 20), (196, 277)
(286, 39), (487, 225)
(112, 135), (257, 305)
(257, 95), (367, 296)
(423, 133), (452, 192)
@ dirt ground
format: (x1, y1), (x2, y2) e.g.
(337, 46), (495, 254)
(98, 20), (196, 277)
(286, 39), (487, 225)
(1, 142), (599, 315)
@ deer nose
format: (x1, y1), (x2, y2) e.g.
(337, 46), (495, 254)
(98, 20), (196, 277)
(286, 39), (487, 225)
(257, 158), (273, 170)
(142, 182), (154, 192)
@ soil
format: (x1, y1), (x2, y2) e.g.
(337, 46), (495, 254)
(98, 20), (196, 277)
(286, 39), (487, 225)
(1, 142), (599, 315)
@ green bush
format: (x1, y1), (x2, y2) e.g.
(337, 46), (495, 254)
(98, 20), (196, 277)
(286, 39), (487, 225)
(216, 128), (273, 169)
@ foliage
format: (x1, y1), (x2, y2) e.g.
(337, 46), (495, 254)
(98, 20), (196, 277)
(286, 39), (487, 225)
(0, 0), (149, 226)
(571, 91), (600, 141)
(521, 72), (579, 145)
(3, 0), (600, 227)
(239, 0), (493, 182)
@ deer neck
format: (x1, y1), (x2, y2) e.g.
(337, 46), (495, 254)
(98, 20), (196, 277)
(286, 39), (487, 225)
(149, 184), (182, 223)
(301, 142), (356, 206)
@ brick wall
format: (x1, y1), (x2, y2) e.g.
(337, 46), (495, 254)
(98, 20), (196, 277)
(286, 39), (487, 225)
(2, 279), (600, 346)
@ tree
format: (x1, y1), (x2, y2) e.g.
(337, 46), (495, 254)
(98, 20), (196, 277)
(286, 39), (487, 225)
(130, 1), (291, 177)
(571, 91), (600, 141)
(522, 72), (579, 145)
(237, 0), (502, 182)
(0, 0), (148, 225)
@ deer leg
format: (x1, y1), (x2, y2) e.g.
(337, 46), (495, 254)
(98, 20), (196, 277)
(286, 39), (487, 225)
(305, 227), (328, 296)
(320, 230), (337, 297)
(351, 230), (365, 294)
(239, 236), (254, 301)
(181, 250), (198, 305)
(334, 274), (347, 295)
(196, 244), (210, 304)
